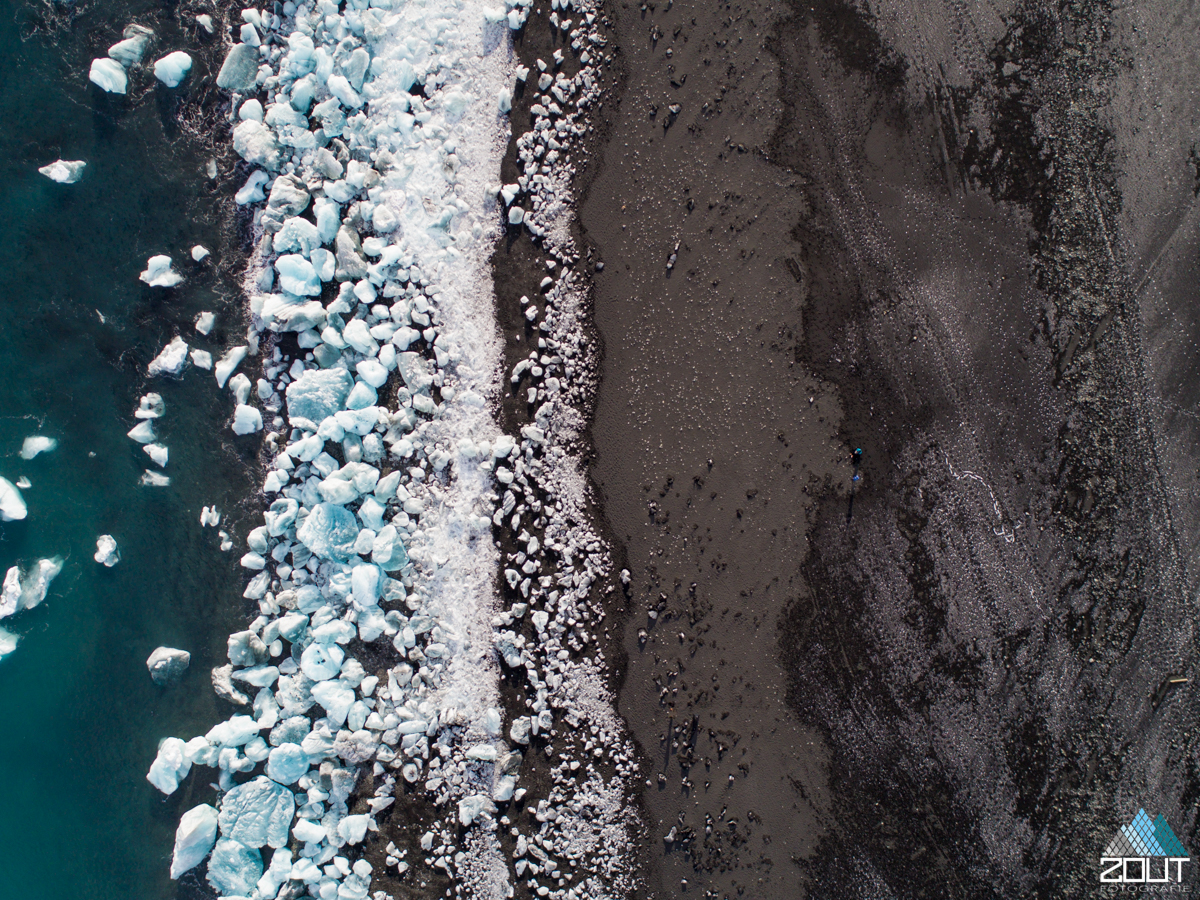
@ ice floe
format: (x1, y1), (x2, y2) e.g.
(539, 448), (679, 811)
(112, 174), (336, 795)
(38, 160), (85, 184)
(89, 58), (128, 94)
(153, 51), (192, 88)
(170, 803), (218, 879)
(19, 436), (57, 459)
(147, 646), (190, 685)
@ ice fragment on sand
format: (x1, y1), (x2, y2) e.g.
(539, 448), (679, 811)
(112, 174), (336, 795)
(214, 346), (248, 388)
(38, 160), (86, 184)
(216, 42), (260, 93)
(89, 58), (128, 93)
(0, 478), (27, 521)
(147, 736), (192, 794)
(147, 646), (190, 685)
(94, 535), (120, 566)
(266, 743), (309, 785)
(140, 255), (183, 288)
(154, 51), (192, 87)
(232, 405), (264, 435)
(207, 837), (263, 896)
(170, 804), (218, 879)
(458, 794), (494, 826)
(285, 367), (354, 427)
(194, 311), (215, 335)
(217, 775), (295, 848)
(19, 436), (57, 459)
(143, 443), (168, 466)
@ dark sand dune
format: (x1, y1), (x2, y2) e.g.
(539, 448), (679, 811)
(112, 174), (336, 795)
(581, 1), (1200, 897)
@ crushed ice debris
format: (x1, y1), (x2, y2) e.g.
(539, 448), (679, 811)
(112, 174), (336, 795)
(108, 24), (153, 68)
(94, 535), (120, 567)
(0, 557), (62, 619)
(153, 51), (192, 88)
(194, 311), (216, 335)
(139, 254), (183, 288)
(0, 477), (27, 521)
(191, 244), (210, 262)
(88, 58), (127, 94)
(147, 335), (189, 377)
(147, 646), (190, 685)
(38, 160), (86, 184)
(19, 436), (57, 460)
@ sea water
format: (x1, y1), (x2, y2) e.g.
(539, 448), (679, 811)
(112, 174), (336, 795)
(0, 2), (253, 896)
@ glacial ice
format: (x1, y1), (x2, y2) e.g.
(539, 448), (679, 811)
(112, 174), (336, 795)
(108, 24), (153, 67)
(139, 255), (183, 288)
(147, 646), (190, 685)
(0, 477), (27, 521)
(143, 443), (168, 466)
(0, 626), (17, 660)
(207, 837), (263, 896)
(89, 58), (128, 94)
(195, 311), (216, 335)
(195, 14), (213, 34)
(215, 346), (249, 389)
(310, 680), (354, 726)
(216, 43), (260, 93)
(190, 348), (213, 369)
(191, 244), (210, 262)
(233, 119), (281, 170)
(337, 814), (370, 845)
(153, 51), (192, 87)
(235, 170), (269, 205)
(275, 254), (321, 296)
(232, 404), (264, 435)
(147, 736), (192, 795)
(94, 535), (120, 566)
(19, 436), (57, 459)
(135, 392), (165, 419)
(16, 558), (62, 612)
(140, 470), (170, 487)
(0, 568), (19, 619)
(285, 367), (354, 427)
(292, 817), (326, 844)
(127, 420), (155, 443)
(148, 336), (188, 376)
(38, 160), (86, 184)
(265, 742), (309, 785)
(299, 641), (343, 681)
(217, 775), (295, 849)
(170, 803), (218, 879)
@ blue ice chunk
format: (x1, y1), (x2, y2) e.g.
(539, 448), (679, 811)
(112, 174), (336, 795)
(266, 743), (310, 785)
(344, 380), (377, 410)
(217, 775), (295, 849)
(275, 254), (322, 296)
(296, 502), (359, 561)
(286, 368), (354, 428)
(206, 838), (263, 895)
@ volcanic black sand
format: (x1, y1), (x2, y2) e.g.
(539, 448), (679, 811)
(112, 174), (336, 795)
(580, 0), (1200, 898)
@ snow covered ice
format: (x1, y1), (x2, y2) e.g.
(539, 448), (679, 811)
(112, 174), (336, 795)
(139, 254), (182, 288)
(38, 160), (85, 184)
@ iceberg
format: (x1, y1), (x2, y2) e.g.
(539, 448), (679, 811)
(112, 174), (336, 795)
(94, 534), (120, 566)
(140, 470), (170, 487)
(292, 817), (326, 844)
(217, 775), (295, 849)
(108, 25), (153, 67)
(191, 244), (210, 262)
(190, 348), (212, 369)
(170, 803), (218, 879)
(19, 436), (57, 459)
(296, 502), (359, 561)
(135, 392), (165, 419)
(0, 477), (26, 521)
(89, 58), (128, 94)
(285, 368), (354, 427)
(232, 405), (264, 435)
(139, 255), (182, 288)
(0, 568), (20, 619)
(299, 642), (343, 681)
(195, 311), (216, 335)
(147, 736), (192, 795)
(216, 43), (260, 93)
(147, 336), (188, 377)
(38, 160), (86, 184)
(207, 837), (262, 896)
(233, 119), (281, 170)
(153, 51), (192, 87)
(147, 646), (190, 685)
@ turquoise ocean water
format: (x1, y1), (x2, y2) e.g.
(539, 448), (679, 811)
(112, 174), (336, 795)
(0, 3), (254, 896)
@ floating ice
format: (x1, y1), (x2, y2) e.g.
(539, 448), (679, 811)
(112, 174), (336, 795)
(141, 470), (170, 487)
(108, 24), (153, 67)
(170, 803), (218, 879)
(16, 558), (62, 612)
(94, 535), (120, 566)
(147, 336), (189, 376)
(214, 346), (248, 389)
(127, 420), (155, 444)
(191, 244), (209, 262)
(195, 14), (214, 35)
(285, 367), (354, 427)
(190, 348), (213, 369)
(147, 646), (190, 685)
(89, 58), (128, 94)
(38, 160), (85, 184)
(147, 736), (192, 795)
(235, 170), (269, 205)
(216, 43), (260, 93)
(217, 775), (295, 849)
(0, 626), (17, 661)
(194, 311), (216, 335)
(233, 120), (280, 170)
(0, 477), (26, 521)
(139, 255), (183, 288)
(0, 568), (19, 619)
(143, 443), (168, 466)
(265, 743), (309, 785)
(232, 405), (264, 435)
(207, 837), (262, 896)
(135, 392), (165, 419)
(153, 51), (192, 87)
(19, 436), (57, 460)
(275, 254), (321, 296)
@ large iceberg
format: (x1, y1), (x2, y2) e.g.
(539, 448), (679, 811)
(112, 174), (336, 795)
(216, 775), (295, 849)
(170, 803), (218, 879)
(0, 477), (26, 521)
(285, 367), (354, 428)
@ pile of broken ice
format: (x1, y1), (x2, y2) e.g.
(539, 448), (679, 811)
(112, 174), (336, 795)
(148, 1), (551, 896)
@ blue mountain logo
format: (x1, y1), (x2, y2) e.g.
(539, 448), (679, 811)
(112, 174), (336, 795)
(1104, 809), (1188, 858)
